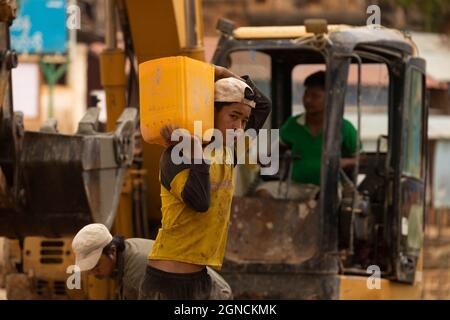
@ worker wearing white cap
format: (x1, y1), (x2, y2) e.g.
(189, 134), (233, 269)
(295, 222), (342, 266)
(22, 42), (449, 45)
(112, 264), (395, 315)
(72, 223), (113, 273)
(140, 66), (272, 300)
(213, 77), (256, 109)
(72, 223), (232, 300)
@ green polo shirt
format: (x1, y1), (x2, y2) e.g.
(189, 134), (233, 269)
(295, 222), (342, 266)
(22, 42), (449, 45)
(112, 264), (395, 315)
(280, 114), (358, 185)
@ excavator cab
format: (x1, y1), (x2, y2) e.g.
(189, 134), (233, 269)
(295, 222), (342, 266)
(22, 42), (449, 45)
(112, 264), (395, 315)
(1, 0), (427, 300)
(213, 19), (428, 299)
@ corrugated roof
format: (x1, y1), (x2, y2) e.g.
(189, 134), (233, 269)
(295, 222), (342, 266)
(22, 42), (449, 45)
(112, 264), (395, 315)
(411, 32), (450, 84)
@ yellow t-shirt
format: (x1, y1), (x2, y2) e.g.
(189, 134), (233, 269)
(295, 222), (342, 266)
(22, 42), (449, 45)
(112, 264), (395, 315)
(149, 148), (235, 270)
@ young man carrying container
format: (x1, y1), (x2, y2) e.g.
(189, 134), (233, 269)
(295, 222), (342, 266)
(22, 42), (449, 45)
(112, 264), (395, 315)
(72, 223), (232, 300)
(138, 66), (272, 300)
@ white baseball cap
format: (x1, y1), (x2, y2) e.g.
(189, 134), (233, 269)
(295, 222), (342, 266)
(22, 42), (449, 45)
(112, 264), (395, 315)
(214, 77), (256, 108)
(72, 223), (113, 272)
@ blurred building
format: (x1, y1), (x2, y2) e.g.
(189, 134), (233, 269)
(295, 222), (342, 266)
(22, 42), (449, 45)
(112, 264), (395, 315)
(202, 0), (450, 35)
(203, 0), (368, 35)
(12, 0), (107, 134)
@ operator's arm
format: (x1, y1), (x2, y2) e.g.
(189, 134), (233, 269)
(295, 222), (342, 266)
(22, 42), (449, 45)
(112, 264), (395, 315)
(279, 116), (294, 150)
(160, 146), (211, 212)
(278, 140), (291, 154)
(340, 119), (363, 169)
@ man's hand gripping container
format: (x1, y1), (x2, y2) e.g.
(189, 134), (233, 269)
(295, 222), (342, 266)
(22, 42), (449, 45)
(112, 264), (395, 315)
(139, 56), (215, 145)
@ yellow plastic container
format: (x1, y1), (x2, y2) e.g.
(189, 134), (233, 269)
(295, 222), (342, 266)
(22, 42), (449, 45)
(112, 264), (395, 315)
(139, 56), (215, 145)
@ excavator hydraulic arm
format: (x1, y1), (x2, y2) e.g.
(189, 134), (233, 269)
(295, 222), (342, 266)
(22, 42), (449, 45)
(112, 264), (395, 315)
(105, 0), (206, 224)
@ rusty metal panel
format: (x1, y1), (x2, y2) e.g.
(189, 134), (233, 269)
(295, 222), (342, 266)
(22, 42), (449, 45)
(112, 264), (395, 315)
(222, 196), (340, 299)
(226, 196), (320, 264)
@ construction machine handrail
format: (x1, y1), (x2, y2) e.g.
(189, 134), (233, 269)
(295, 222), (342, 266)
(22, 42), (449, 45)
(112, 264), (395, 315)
(232, 24), (351, 39)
